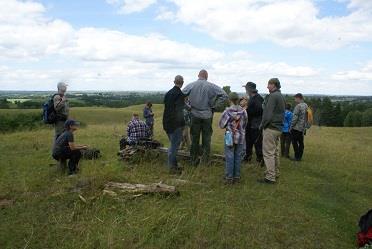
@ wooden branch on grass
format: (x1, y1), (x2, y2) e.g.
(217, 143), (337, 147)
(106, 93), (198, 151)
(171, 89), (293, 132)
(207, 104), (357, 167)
(103, 182), (179, 196)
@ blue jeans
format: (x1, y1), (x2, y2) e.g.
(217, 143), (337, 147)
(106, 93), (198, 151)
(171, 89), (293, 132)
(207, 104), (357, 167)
(224, 144), (243, 179)
(167, 127), (183, 169)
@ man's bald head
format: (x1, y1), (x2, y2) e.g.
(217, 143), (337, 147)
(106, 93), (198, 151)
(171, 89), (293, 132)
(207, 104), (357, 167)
(198, 69), (208, 80)
(174, 75), (184, 87)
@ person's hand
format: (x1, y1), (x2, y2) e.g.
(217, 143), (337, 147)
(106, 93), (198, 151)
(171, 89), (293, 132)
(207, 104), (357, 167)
(61, 96), (66, 102)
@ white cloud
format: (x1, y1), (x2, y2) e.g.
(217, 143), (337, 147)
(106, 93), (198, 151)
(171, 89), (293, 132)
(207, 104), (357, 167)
(106, 0), (157, 14)
(1, 0), (370, 95)
(0, 0), (74, 59)
(332, 62), (372, 81)
(162, 0), (372, 50)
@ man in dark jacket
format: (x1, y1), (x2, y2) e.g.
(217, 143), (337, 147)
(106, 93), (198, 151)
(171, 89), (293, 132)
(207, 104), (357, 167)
(163, 75), (185, 174)
(243, 82), (264, 165)
(258, 78), (286, 184)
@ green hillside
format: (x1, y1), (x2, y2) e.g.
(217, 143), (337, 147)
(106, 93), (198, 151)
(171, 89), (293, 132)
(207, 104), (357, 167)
(0, 105), (371, 249)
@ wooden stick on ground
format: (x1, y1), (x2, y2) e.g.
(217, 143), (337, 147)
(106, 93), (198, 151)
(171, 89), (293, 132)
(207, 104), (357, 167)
(103, 182), (179, 196)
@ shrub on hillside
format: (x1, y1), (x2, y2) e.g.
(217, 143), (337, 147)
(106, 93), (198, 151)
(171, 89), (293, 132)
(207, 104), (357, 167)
(0, 113), (44, 133)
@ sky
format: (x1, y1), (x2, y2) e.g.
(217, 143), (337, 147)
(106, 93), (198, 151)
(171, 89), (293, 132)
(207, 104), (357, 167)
(0, 0), (372, 95)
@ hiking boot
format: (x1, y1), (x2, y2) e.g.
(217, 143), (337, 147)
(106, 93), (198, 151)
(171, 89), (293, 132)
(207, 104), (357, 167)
(257, 178), (276, 184)
(224, 177), (234, 185)
(233, 177), (241, 184)
(290, 157), (301, 162)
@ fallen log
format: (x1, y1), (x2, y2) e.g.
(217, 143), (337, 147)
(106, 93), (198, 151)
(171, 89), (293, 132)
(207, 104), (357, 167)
(103, 182), (179, 196)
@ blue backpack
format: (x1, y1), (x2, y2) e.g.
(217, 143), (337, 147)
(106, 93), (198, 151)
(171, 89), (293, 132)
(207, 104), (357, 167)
(42, 94), (59, 124)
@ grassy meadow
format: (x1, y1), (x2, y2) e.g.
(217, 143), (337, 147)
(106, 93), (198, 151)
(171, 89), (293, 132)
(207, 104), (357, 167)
(0, 104), (371, 249)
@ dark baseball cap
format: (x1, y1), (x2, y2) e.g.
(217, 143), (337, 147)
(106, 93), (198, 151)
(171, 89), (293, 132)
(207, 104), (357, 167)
(64, 119), (80, 128)
(294, 93), (304, 99)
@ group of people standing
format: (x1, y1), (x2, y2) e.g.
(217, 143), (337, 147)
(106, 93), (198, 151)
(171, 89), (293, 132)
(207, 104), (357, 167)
(49, 70), (309, 182)
(163, 70), (309, 184)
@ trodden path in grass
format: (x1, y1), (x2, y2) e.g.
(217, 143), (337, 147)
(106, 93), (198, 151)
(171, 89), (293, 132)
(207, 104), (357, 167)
(0, 106), (371, 249)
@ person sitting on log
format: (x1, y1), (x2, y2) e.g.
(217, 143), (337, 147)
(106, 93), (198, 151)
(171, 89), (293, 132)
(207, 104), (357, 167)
(121, 113), (151, 149)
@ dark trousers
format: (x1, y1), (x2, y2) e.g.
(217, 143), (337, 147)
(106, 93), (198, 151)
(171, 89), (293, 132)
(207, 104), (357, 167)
(190, 116), (213, 164)
(245, 127), (263, 161)
(291, 129), (304, 160)
(53, 149), (81, 174)
(280, 132), (291, 157)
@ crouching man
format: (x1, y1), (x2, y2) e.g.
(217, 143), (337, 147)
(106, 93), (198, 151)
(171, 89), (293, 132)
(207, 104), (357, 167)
(52, 120), (88, 175)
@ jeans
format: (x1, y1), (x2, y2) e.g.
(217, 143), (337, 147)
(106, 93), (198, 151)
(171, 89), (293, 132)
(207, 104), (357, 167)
(167, 127), (183, 169)
(190, 116), (213, 164)
(53, 148), (82, 174)
(280, 132), (291, 157)
(245, 127), (263, 161)
(224, 144), (243, 179)
(291, 129), (304, 160)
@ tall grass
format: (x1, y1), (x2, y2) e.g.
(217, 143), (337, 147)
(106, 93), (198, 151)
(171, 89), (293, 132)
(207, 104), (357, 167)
(0, 105), (371, 249)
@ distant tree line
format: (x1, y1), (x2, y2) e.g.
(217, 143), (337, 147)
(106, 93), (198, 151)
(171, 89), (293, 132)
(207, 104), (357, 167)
(0, 93), (165, 109)
(284, 96), (372, 127)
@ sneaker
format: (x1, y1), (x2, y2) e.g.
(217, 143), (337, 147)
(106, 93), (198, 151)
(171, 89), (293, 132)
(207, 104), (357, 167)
(257, 178), (275, 184)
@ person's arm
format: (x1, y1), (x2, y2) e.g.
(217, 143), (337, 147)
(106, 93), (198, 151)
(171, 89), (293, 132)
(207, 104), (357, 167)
(260, 95), (275, 129)
(126, 123), (131, 138)
(69, 142), (88, 150)
(143, 108), (150, 119)
(290, 106), (299, 130)
(182, 83), (193, 96)
(54, 95), (66, 111)
(67, 133), (87, 150)
(219, 111), (229, 129)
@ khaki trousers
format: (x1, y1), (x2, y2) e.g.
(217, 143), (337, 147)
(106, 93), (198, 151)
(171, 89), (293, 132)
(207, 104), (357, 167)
(263, 128), (281, 182)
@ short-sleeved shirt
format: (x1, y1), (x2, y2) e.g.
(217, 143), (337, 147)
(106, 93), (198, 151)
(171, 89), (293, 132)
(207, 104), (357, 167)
(53, 130), (74, 156)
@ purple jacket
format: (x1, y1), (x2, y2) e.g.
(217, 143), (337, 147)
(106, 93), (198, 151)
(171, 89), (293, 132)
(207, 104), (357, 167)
(219, 105), (248, 144)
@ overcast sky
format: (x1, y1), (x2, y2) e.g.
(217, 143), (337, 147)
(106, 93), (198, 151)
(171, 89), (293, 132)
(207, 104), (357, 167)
(0, 0), (372, 95)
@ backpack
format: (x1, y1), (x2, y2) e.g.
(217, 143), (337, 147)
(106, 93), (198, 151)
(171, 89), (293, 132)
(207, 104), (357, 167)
(305, 107), (314, 129)
(81, 148), (101, 160)
(42, 94), (60, 124)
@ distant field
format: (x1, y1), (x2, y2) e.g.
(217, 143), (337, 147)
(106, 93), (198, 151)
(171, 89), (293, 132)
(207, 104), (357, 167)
(6, 98), (32, 103)
(0, 105), (371, 249)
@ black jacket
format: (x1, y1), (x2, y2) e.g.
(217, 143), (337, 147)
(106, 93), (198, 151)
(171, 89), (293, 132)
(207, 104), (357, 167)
(246, 94), (264, 129)
(163, 86), (185, 133)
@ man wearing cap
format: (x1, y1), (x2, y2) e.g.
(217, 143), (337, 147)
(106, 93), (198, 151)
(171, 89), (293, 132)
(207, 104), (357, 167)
(54, 82), (70, 139)
(183, 69), (228, 165)
(163, 75), (186, 174)
(52, 120), (88, 175)
(258, 78), (286, 184)
(290, 93), (308, 161)
(243, 82), (264, 165)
